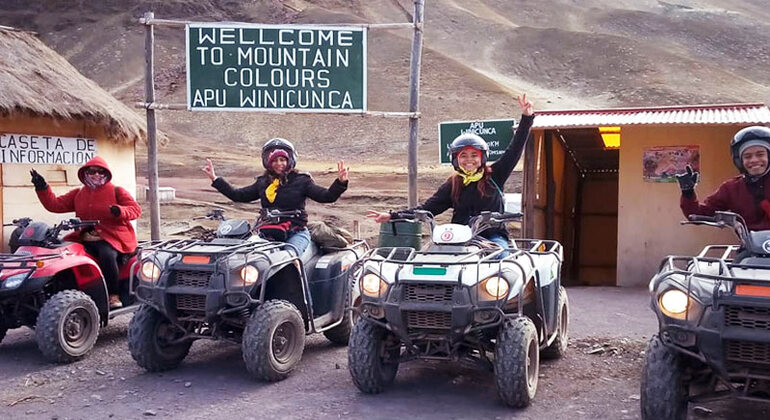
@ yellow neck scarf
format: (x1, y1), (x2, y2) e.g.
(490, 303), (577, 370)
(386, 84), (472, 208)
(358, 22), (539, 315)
(265, 178), (280, 203)
(457, 168), (484, 186)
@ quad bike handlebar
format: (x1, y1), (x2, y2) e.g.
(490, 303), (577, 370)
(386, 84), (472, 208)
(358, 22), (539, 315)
(3, 217), (32, 228)
(388, 209), (435, 229)
(51, 218), (99, 239)
(8, 217), (99, 248)
(684, 211), (751, 248)
(257, 208), (304, 225)
(193, 208), (226, 221)
(469, 211), (522, 236)
(387, 210), (521, 237)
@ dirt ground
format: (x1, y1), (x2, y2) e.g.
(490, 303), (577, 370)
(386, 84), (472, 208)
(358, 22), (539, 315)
(1, 287), (767, 420)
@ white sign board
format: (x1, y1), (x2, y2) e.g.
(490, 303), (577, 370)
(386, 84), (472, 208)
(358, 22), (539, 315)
(0, 134), (97, 165)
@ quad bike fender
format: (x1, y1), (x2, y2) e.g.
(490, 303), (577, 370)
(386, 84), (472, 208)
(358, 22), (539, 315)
(63, 261), (110, 321)
(255, 262), (312, 328)
(17, 259), (110, 323)
(506, 274), (536, 307)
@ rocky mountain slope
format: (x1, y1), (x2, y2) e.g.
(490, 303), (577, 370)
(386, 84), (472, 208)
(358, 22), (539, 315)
(2, 0), (769, 169)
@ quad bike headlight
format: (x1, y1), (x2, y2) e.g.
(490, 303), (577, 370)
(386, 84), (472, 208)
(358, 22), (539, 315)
(361, 273), (388, 297)
(2, 273), (27, 289)
(660, 289), (689, 315)
(140, 261), (161, 282)
(481, 276), (510, 300)
(240, 265), (259, 286)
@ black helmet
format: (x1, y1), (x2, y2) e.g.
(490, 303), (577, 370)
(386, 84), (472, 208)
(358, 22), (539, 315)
(730, 126), (770, 173)
(448, 133), (489, 171)
(261, 138), (297, 170)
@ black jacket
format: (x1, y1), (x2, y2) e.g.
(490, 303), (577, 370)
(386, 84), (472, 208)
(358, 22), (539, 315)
(413, 114), (534, 238)
(212, 171), (348, 228)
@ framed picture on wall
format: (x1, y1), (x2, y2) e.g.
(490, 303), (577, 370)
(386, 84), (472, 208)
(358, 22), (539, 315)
(643, 145), (700, 182)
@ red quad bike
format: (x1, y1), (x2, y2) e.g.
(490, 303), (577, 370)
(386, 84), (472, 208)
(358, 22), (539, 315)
(0, 217), (139, 363)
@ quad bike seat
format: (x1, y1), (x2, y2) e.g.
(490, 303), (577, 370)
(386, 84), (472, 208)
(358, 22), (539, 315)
(299, 241), (319, 266)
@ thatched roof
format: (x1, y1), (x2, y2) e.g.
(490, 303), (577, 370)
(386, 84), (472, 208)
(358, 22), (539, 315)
(0, 27), (154, 144)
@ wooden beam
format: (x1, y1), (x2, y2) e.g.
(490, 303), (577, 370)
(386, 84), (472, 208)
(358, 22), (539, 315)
(523, 132), (536, 237)
(545, 132), (555, 238)
(571, 174), (583, 283)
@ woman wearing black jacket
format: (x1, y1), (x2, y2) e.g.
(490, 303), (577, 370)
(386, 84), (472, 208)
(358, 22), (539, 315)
(367, 94), (534, 252)
(203, 138), (349, 255)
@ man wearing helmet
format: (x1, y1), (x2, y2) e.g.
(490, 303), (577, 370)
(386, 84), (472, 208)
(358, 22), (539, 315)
(677, 126), (770, 231)
(367, 94), (535, 252)
(203, 138), (349, 254)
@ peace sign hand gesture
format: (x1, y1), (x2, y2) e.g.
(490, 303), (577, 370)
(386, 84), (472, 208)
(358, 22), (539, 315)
(337, 160), (349, 182)
(517, 93), (534, 116)
(202, 158), (217, 181)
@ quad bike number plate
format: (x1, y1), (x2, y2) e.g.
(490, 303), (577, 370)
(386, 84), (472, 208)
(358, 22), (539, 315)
(735, 284), (770, 298)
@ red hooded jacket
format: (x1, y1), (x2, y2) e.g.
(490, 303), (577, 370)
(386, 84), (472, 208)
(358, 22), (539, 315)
(36, 156), (141, 253)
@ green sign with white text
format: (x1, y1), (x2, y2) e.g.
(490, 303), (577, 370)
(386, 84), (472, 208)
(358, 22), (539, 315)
(186, 23), (367, 112)
(438, 119), (517, 164)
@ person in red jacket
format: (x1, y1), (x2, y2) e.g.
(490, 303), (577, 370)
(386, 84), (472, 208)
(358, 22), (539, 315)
(677, 126), (770, 231)
(30, 156), (142, 308)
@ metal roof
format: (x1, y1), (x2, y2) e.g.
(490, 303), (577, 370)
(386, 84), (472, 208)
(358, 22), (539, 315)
(532, 103), (770, 129)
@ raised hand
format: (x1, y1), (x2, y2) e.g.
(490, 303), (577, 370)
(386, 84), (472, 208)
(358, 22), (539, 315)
(202, 158), (217, 181)
(337, 160), (349, 182)
(675, 165), (699, 192)
(366, 210), (391, 223)
(30, 169), (47, 191)
(517, 93), (534, 116)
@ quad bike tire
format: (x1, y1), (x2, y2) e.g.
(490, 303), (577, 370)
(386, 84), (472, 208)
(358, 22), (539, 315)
(0, 317), (7, 345)
(542, 286), (569, 359)
(495, 316), (539, 408)
(640, 335), (688, 420)
(348, 319), (400, 394)
(323, 307), (353, 345)
(128, 305), (192, 372)
(35, 290), (100, 363)
(242, 300), (305, 382)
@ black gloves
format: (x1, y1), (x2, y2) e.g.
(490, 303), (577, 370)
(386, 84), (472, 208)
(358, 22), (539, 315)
(675, 165), (698, 198)
(110, 205), (121, 217)
(30, 169), (48, 191)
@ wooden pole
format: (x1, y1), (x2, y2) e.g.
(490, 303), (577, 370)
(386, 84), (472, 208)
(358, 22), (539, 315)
(143, 12), (161, 240)
(139, 16), (416, 30)
(406, 0), (426, 207)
